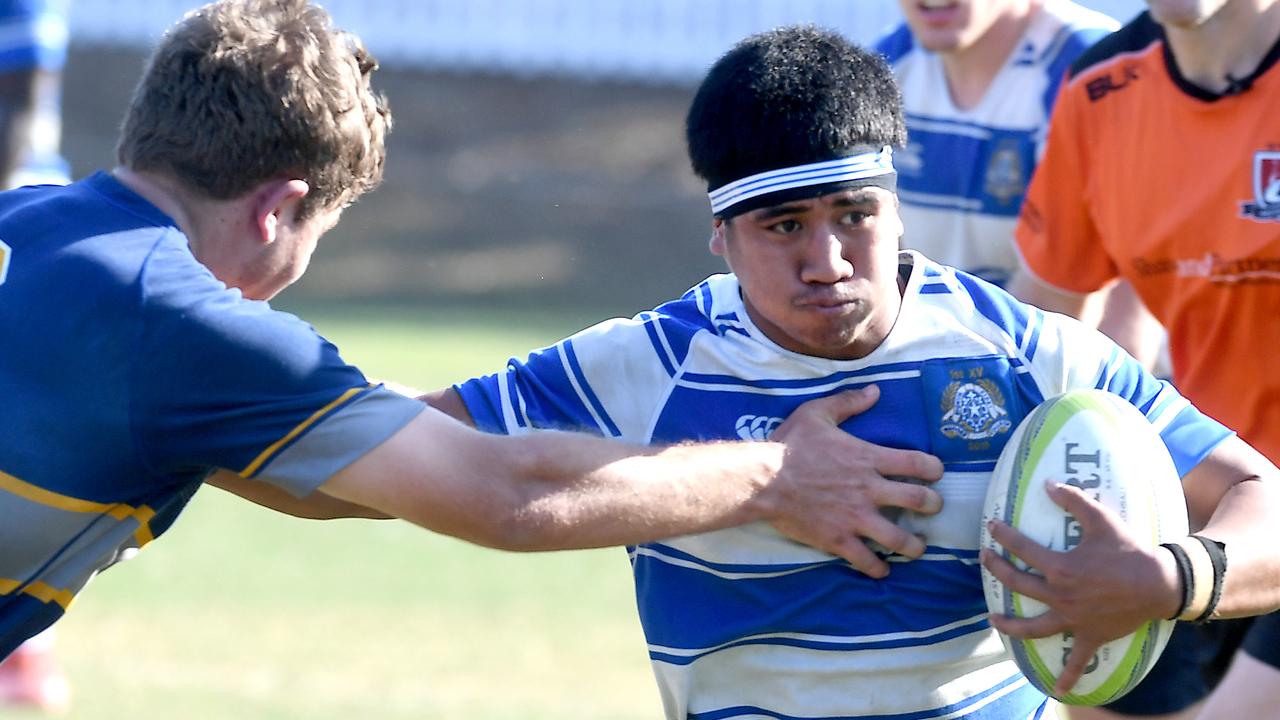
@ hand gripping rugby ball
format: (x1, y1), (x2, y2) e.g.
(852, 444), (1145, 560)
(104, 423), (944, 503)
(979, 389), (1189, 705)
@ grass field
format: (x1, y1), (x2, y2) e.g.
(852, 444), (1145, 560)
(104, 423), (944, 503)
(33, 303), (665, 719)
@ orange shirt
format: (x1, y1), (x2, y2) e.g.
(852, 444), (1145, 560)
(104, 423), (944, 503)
(1016, 14), (1280, 461)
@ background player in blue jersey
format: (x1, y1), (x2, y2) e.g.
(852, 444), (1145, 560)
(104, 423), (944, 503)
(0, 0), (959, 670)
(425, 26), (1280, 719)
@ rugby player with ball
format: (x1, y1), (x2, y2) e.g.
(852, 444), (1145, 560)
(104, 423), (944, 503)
(423, 27), (1280, 719)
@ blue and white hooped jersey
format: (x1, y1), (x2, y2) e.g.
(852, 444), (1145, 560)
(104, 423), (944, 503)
(457, 252), (1229, 720)
(876, 0), (1117, 287)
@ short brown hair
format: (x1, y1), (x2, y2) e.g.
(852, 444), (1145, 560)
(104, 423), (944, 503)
(116, 0), (391, 218)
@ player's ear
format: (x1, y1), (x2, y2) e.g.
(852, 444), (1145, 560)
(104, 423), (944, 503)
(709, 218), (727, 256)
(254, 179), (310, 245)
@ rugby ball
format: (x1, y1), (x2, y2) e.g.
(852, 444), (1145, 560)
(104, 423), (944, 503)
(979, 389), (1188, 705)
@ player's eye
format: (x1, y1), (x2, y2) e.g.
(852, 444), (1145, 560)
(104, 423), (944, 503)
(839, 211), (871, 226)
(768, 219), (802, 234)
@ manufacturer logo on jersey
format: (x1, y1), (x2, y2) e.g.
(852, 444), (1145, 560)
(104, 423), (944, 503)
(939, 379), (1012, 441)
(1240, 151), (1280, 222)
(1085, 63), (1140, 102)
(984, 139), (1025, 206)
(735, 414), (783, 441)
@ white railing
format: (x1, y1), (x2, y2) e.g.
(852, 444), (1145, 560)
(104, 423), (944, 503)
(69, 0), (1145, 84)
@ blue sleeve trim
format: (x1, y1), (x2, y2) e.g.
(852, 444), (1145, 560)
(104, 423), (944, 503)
(643, 315), (678, 377)
(562, 339), (621, 437)
(454, 374), (510, 435)
(1161, 407), (1233, 477)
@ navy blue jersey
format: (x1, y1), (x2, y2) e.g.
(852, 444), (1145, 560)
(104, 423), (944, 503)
(0, 172), (423, 656)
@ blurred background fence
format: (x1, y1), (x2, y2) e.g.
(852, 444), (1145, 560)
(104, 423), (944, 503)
(71, 0), (1144, 84)
(58, 0), (1148, 316)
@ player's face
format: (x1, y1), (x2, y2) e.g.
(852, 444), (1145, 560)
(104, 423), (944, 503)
(1144, 0), (1233, 28)
(896, 0), (1032, 54)
(242, 204), (343, 300)
(712, 187), (905, 360)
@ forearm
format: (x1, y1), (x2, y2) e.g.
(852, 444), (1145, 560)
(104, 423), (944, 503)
(1192, 478), (1280, 618)
(1181, 438), (1280, 619)
(418, 386), (777, 548)
(320, 409), (783, 551)
(491, 434), (780, 551)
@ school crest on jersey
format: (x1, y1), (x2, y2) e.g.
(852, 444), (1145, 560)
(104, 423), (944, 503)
(983, 139), (1025, 206)
(920, 357), (1023, 463)
(940, 379), (1011, 441)
(1241, 151), (1280, 222)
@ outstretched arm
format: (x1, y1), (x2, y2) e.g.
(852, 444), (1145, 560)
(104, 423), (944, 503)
(320, 385), (943, 577)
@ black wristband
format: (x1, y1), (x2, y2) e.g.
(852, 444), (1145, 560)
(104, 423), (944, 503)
(1189, 535), (1227, 624)
(1161, 541), (1194, 622)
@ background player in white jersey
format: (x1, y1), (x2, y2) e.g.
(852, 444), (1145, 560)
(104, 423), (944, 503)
(876, 0), (1165, 373)
(877, 0), (1166, 373)
(423, 26), (1280, 719)
(875, 0), (1116, 288)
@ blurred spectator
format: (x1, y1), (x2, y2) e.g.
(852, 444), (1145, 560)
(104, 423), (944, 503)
(0, 0), (72, 714)
(0, 0), (69, 187)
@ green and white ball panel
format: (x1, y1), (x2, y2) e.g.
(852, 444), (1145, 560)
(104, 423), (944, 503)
(979, 389), (1189, 705)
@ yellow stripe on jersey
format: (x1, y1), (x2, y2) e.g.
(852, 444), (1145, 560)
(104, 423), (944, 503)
(0, 468), (119, 514)
(0, 468), (159, 547)
(238, 384), (372, 479)
(0, 577), (76, 610)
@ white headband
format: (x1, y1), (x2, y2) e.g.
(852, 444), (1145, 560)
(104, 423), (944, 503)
(707, 146), (896, 216)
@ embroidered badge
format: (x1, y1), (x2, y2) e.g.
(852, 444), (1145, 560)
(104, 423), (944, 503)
(940, 378), (1012, 440)
(984, 138), (1026, 206)
(920, 357), (1025, 463)
(1241, 151), (1280, 222)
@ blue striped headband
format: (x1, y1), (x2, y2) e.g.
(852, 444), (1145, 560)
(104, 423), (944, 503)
(708, 146), (897, 218)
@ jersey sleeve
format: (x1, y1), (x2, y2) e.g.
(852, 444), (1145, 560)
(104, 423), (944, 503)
(131, 242), (423, 497)
(1027, 310), (1231, 476)
(1015, 77), (1119, 294)
(456, 316), (676, 441)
